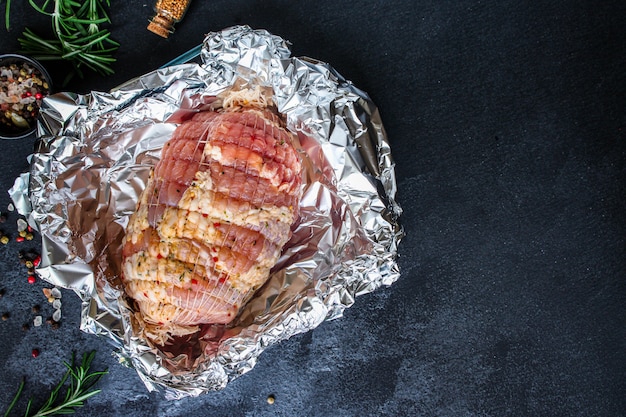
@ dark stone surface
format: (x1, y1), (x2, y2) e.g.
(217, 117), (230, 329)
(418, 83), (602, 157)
(0, 1), (624, 416)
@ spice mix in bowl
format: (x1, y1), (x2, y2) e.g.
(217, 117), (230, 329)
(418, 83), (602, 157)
(0, 54), (52, 140)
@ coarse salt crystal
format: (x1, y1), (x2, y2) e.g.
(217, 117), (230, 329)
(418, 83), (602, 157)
(52, 299), (62, 309)
(52, 309), (61, 322)
(17, 218), (27, 232)
(33, 316), (42, 327)
(50, 288), (62, 299)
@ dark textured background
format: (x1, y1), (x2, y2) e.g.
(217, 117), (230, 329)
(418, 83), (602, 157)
(1, 1), (625, 416)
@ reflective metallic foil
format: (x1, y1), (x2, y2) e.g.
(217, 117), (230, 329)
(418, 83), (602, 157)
(10, 25), (403, 398)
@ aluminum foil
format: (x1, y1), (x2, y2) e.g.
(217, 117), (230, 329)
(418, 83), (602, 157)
(9, 25), (403, 399)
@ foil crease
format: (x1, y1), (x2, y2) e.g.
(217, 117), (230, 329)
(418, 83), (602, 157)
(9, 25), (403, 399)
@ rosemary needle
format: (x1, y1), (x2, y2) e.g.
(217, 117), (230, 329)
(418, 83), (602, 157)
(3, 377), (24, 417)
(4, 0), (10, 31)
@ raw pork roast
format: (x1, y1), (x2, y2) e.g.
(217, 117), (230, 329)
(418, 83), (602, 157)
(121, 89), (302, 342)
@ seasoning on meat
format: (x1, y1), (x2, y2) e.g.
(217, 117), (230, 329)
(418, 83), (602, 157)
(121, 87), (302, 344)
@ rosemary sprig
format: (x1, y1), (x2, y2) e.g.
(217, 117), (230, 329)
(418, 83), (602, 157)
(3, 351), (108, 417)
(17, 0), (119, 84)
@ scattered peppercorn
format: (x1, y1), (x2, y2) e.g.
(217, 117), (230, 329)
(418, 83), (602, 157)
(267, 395), (275, 405)
(16, 236), (25, 242)
(22, 323), (30, 331)
(32, 304), (41, 313)
(31, 348), (40, 358)
(0, 212), (6, 223)
(25, 260), (34, 269)
(0, 288), (4, 298)
(0, 235), (9, 245)
(27, 275), (36, 284)
(2, 312), (9, 321)
(51, 321), (60, 330)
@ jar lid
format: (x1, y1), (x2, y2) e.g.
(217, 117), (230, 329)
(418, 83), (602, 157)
(148, 14), (174, 38)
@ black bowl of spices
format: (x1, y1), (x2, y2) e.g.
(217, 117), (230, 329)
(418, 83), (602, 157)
(0, 54), (52, 140)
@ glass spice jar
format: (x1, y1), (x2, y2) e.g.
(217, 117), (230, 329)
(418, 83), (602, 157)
(147, 0), (193, 38)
